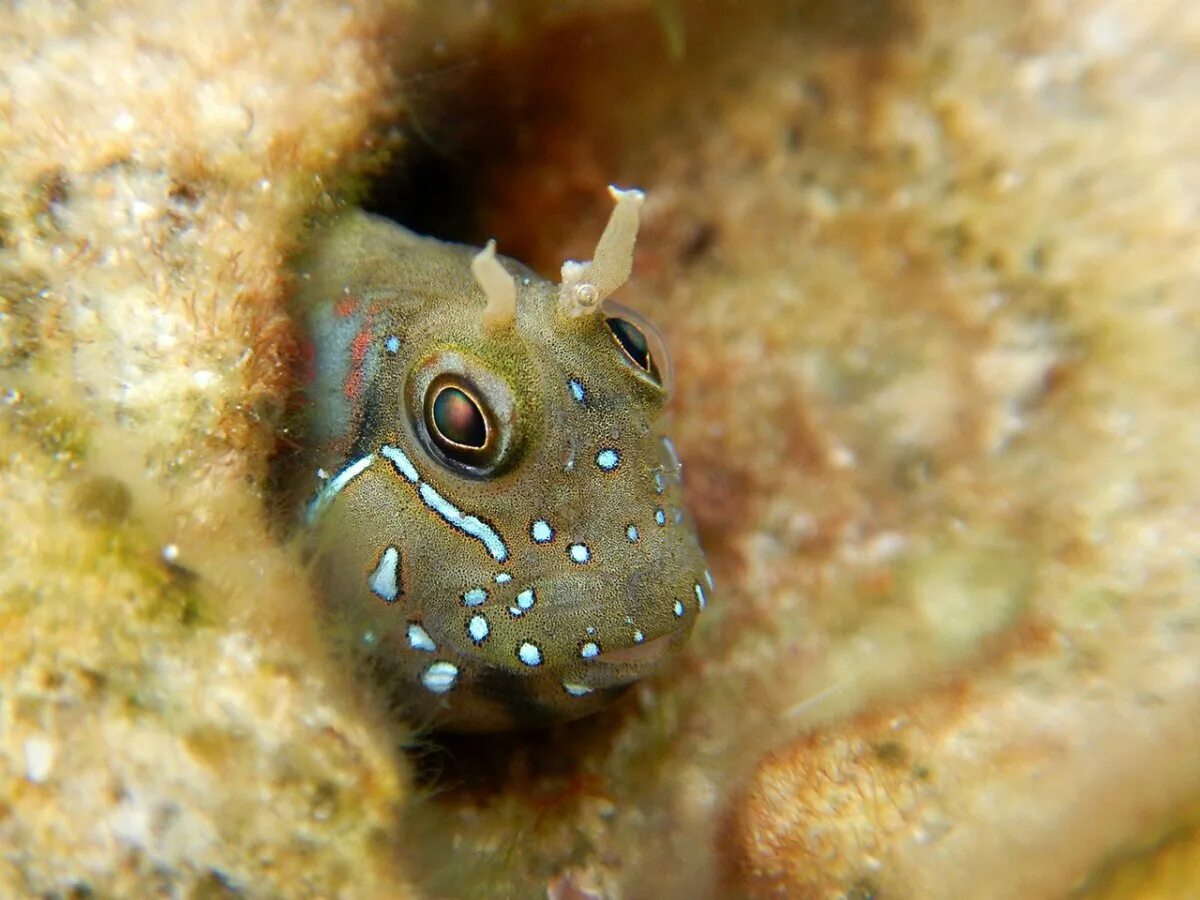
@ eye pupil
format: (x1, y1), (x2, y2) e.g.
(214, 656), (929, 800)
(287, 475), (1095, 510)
(432, 387), (487, 449)
(607, 317), (654, 374)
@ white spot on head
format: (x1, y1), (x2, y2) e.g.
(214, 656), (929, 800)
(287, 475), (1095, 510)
(695, 583), (707, 610)
(362, 630), (377, 646)
(385, 335), (401, 354)
(655, 507), (667, 526)
(422, 661), (458, 694)
(568, 543), (591, 564)
(368, 546), (401, 603)
(161, 543), (180, 563)
(495, 572), (513, 584)
(633, 629), (645, 643)
(563, 681), (593, 697)
(654, 471), (666, 493)
(468, 614), (490, 644)
(704, 569), (714, 591)
(580, 641), (600, 659)
(531, 519), (554, 543)
(407, 623), (436, 652)
(517, 642), (543, 667)
(626, 524), (639, 542)
(596, 448), (620, 471)
(569, 379), (586, 404)
(462, 587), (488, 607)
(673, 599), (685, 617)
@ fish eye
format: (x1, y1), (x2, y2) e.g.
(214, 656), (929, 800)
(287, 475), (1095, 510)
(607, 317), (652, 371)
(604, 303), (673, 394)
(421, 373), (505, 472)
(431, 385), (487, 449)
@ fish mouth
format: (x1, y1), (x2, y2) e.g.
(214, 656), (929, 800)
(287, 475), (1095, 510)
(593, 632), (675, 667)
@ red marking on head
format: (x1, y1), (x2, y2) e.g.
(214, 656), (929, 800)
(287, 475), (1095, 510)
(343, 322), (374, 402)
(334, 295), (358, 318)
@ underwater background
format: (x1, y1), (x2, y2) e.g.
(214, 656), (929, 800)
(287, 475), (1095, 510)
(2, 0), (1199, 896)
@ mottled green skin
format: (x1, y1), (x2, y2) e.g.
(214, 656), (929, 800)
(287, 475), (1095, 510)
(294, 211), (708, 732)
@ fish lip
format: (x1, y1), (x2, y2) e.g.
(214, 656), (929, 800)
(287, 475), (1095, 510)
(592, 632), (676, 667)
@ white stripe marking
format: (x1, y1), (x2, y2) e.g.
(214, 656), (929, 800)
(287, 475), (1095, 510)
(380, 443), (510, 563)
(305, 454), (374, 524)
(419, 482), (509, 562)
(380, 444), (419, 483)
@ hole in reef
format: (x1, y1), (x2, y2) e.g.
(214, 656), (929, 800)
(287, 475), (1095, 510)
(361, 6), (699, 272)
(296, 0), (924, 805)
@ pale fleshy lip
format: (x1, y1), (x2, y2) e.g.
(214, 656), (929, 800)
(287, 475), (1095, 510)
(594, 632), (675, 667)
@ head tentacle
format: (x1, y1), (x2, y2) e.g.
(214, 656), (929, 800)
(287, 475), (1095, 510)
(558, 185), (645, 319)
(473, 239), (517, 332)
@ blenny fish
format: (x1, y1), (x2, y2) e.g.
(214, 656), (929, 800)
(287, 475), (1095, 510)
(293, 187), (709, 732)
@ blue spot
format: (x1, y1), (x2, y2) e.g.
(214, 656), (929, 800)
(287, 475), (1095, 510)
(462, 587), (488, 607)
(515, 588), (536, 610)
(384, 335), (400, 354)
(467, 614), (490, 644)
(422, 661), (458, 694)
(596, 448), (620, 471)
(673, 599), (685, 617)
(368, 546), (401, 603)
(580, 641), (600, 660)
(695, 582), (707, 610)
(495, 572), (512, 584)
(517, 642), (543, 667)
(531, 519), (554, 543)
(568, 543), (591, 564)
(626, 524), (640, 542)
(655, 507), (667, 526)
(654, 471), (666, 493)
(568, 379), (586, 404)
(633, 629), (645, 643)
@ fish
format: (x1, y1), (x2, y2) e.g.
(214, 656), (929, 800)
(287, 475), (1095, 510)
(292, 187), (710, 732)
